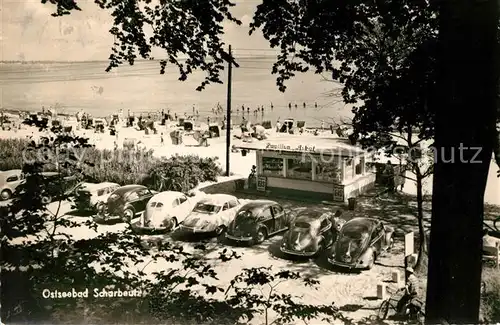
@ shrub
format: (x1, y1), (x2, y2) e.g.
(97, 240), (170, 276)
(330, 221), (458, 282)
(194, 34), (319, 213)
(0, 138), (30, 170)
(143, 154), (222, 192)
(481, 267), (500, 323)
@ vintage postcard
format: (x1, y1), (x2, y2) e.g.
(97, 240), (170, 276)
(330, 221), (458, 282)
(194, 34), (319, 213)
(1, 1), (499, 324)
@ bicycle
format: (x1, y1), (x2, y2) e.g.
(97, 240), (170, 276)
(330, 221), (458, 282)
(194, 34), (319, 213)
(378, 286), (424, 324)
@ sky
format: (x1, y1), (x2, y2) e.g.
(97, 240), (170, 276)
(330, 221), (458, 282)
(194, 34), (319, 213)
(0, 0), (274, 61)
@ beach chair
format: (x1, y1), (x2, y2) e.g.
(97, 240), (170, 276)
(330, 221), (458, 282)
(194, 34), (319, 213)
(208, 124), (220, 138)
(184, 120), (194, 131)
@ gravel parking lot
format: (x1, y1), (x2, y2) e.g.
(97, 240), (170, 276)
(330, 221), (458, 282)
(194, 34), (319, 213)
(8, 191), (428, 323)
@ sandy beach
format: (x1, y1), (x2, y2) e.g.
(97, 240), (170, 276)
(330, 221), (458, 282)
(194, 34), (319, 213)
(1, 115), (499, 206)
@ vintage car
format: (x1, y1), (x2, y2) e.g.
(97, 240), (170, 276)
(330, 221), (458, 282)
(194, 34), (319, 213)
(0, 169), (23, 200)
(327, 217), (394, 270)
(73, 182), (120, 211)
(94, 185), (157, 223)
(0, 169), (77, 203)
(226, 200), (289, 244)
(132, 191), (203, 232)
(280, 208), (338, 257)
(178, 194), (241, 235)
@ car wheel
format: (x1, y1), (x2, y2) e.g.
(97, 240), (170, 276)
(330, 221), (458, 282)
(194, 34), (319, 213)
(366, 251), (376, 270)
(255, 228), (267, 244)
(377, 300), (390, 320)
(215, 225), (227, 236)
(95, 202), (106, 214)
(122, 208), (135, 222)
(164, 217), (178, 231)
(0, 189), (12, 201)
(41, 195), (52, 204)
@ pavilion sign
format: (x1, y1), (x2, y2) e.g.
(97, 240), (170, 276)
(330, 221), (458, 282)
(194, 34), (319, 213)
(265, 143), (316, 152)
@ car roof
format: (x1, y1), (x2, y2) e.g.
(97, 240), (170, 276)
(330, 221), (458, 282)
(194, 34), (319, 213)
(342, 217), (379, 231)
(149, 191), (186, 201)
(240, 200), (277, 210)
(112, 184), (147, 195)
(198, 194), (237, 205)
(79, 182), (120, 190)
(294, 209), (332, 224)
(0, 169), (22, 179)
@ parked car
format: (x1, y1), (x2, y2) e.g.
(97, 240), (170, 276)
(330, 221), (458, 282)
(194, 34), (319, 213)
(280, 208), (338, 257)
(0, 169), (77, 203)
(73, 182), (120, 211)
(132, 191), (203, 232)
(178, 194), (242, 235)
(226, 200), (289, 244)
(94, 185), (157, 223)
(327, 217), (394, 270)
(0, 169), (23, 200)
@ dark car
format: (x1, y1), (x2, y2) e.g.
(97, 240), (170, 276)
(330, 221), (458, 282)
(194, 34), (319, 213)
(327, 217), (394, 270)
(225, 200), (289, 244)
(279, 208), (338, 257)
(94, 185), (157, 223)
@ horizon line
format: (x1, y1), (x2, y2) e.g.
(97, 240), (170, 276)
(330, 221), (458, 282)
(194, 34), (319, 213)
(0, 55), (278, 64)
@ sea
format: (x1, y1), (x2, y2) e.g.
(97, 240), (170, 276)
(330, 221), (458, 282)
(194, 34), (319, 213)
(0, 57), (351, 127)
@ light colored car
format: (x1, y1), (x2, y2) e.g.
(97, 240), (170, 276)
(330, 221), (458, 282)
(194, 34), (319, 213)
(0, 170), (78, 203)
(132, 191), (204, 232)
(179, 194), (242, 235)
(73, 182), (120, 210)
(0, 169), (23, 200)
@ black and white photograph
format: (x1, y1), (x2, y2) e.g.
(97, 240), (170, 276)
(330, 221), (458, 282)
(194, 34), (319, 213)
(1, 0), (500, 324)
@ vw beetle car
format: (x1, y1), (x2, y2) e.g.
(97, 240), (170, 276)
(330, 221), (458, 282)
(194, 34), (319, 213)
(73, 182), (120, 211)
(226, 200), (289, 244)
(327, 217), (394, 270)
(132, 191), (203, 232)
(280, 208), (338, 257)
(95, 185), (157, 223)
(179, 194), (242, 235)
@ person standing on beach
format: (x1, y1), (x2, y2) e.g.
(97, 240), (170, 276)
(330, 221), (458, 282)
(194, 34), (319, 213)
(276, 120), (281, 133)
(294, 103), (298, 109)
(270, 102), (274, 111)
(321, 120), (325, 130)
(288, 103), (292, 110)
(161, 133), (164, 145)
(247, 107), (250, 114)
(192, 105), (195, 114)
(315, 102), (318, 108)
(207, 116), (211, 124)
(303, 102), (306, 108)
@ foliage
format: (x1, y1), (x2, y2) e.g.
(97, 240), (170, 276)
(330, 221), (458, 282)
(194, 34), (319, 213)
(0, 138), (221, 192)
(0, 138), (45, 171)
(481, 267), (500, 323)
(142, 154), (222, 193)
(225, 266), (347, 325)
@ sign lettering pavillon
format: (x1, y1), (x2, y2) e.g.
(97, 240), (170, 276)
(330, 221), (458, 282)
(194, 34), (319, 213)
(265, 143), (316, 152)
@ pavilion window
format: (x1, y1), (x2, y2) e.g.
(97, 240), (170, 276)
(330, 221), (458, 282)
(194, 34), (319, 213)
(286, 156), (312, 180)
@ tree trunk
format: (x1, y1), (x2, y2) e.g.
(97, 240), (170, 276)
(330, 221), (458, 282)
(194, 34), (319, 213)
(425, 0), (498, 323)
(414, 166), (427, 273)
